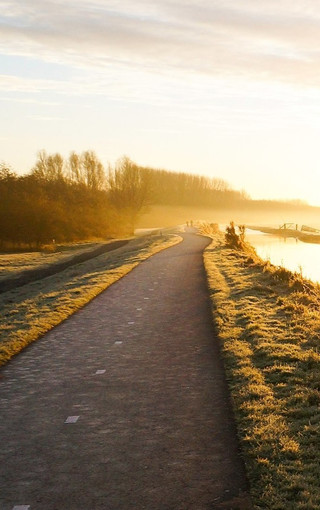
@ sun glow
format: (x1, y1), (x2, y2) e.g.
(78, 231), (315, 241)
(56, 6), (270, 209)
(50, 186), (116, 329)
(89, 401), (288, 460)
(1, 1), (320, 204)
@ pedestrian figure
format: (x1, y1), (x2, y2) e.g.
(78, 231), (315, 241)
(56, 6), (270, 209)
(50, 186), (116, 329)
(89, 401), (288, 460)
(186, 221), (189, 227)
(190, 220), (193, 227)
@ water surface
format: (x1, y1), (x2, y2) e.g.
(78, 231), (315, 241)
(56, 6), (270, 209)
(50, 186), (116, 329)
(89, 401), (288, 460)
(246, 228), (320, 284)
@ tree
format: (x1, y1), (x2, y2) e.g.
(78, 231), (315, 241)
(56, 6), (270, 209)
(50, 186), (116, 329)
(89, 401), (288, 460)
(31, 150), (65, 181)
(0, 161), (16, 180)
(82, 150), (106, 190)
(108, 157), (153, 234)
(67, 150), (106, 190)
(68, 151), (83, 185)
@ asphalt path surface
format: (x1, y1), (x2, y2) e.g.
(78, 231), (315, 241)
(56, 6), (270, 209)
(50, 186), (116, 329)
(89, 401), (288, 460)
(0, 230), (251, 510)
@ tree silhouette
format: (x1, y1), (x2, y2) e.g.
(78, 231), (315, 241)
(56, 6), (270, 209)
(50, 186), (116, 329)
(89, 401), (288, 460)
(108, 157), (153, 234)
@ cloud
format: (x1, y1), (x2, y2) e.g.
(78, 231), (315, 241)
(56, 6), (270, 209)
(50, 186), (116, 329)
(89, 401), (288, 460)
(0, 95), (60, 106)
(28, 115), (67, 121)
(1, 0), (320, 89)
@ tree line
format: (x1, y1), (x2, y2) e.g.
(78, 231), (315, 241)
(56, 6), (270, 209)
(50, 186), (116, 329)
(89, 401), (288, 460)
(0, 150), (248, 248)
(141, 167), (248, 207)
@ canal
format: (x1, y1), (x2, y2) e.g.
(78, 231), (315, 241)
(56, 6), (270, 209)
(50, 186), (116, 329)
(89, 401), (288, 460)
(245, 228), (320, 284)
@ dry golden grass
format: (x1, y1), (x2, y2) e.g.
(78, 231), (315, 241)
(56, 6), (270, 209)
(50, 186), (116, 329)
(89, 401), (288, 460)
(201, 225), (320, 509)
(0, 232), (182, 367)
(0, 240), (111, 280)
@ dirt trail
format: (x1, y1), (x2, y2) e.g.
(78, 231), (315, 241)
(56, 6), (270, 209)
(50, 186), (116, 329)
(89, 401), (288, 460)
(0, 230), (251, 509)
(0, 239), (128, 294)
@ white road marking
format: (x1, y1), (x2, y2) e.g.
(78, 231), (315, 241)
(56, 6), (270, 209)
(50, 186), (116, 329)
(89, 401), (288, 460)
(95, 370), (106, 375)
(136, 308), (142, 311)
(115, 341), (123, 345)
(65, 416), (80, 424)
(13, 506), (30, 510)
(144, 297), (149, 300)
(128, 321), (135, 325)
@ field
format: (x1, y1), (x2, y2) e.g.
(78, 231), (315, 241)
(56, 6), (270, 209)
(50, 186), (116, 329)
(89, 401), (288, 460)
(0, 231), (182, 366)
(0, 241), (113, 281)
(202, 225), (320, 509)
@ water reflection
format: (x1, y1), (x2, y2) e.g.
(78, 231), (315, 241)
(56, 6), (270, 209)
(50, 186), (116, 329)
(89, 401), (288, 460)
(246, 229), (320, 283)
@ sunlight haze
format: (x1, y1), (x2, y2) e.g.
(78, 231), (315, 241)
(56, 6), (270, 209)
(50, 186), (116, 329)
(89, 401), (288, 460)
(1, 1), (320, 204)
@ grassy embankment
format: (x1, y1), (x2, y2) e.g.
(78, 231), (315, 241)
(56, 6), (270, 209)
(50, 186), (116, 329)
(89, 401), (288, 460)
(0, 240), (110, 280)
(201, 223), (320, 509)
(0, 231), (182, 367)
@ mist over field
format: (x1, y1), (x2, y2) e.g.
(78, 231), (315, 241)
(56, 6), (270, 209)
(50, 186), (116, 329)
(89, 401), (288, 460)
(2, 150), (320, 251)
(137, 203), (320, 230)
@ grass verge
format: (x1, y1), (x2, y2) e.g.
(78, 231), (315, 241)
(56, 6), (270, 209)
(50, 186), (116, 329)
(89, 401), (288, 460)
(201, 226), (320, 509)
(0, 240), (114, 280)
(0, 232), (182, 367)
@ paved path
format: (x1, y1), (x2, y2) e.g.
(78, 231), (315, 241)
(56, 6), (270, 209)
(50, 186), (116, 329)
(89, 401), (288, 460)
(0, 231), (251, 510)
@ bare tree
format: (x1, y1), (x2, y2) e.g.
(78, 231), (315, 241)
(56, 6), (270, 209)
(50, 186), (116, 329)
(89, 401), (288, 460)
(211, 177), (230, 192)
(108, 157), (153, 234)
(67, 150), (106, 190)
(0, 162), (16, 180)
(31, 150), (65, 181)
(81, 150), (106, 190)
(68, 151), (83, 185)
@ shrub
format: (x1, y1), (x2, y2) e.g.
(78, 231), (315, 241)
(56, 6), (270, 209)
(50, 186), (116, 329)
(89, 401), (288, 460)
(225, 221), (246, 249)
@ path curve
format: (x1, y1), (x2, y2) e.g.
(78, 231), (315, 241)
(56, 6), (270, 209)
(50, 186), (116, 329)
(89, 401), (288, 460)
(0, 230), (251, 509)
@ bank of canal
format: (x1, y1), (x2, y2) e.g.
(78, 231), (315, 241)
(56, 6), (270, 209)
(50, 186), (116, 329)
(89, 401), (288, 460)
(245, 228), (320, 283)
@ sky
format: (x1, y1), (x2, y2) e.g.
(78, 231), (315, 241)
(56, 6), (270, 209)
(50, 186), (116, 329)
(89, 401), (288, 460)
(1, 0), (320, 205)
